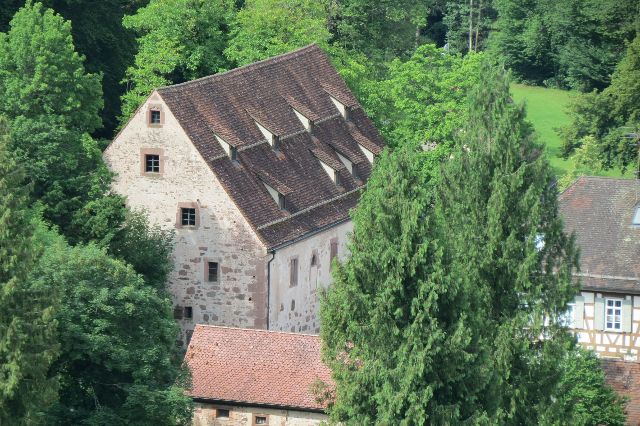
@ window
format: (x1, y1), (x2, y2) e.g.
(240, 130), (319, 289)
(230, 146), (238, 162)
(561, 302), (575, 328)
(272, 135), (281, 151)
(334, 170), (342, 187)
(606, 298), (622, 331)
(208, 262), (219, 282)
(181, 208), (196, 226)
(184, 306), (193, 320)
(330, 239), (338, 263)
(290, 257), (298, 287)
(278, 193), (286, 210)
(311, 253), (317, 266)
(145, 154), (160, 173)
(216, 409), (230, 419)
(254, 415), (268, 425)
(150, 109), (161, 124)
(633, 206), (640, 225)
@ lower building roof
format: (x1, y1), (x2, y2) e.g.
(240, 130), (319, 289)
(184, 325), (333, 412)
(601, 358), (640, 424)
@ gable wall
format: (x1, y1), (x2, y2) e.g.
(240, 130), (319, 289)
(573, 290), (640, 360)
(269, 220), (352, 333)
(193, 402), (327, 426)
(104, 93), (268, 344)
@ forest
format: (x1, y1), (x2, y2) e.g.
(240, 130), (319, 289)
(0, 0), (638, 424)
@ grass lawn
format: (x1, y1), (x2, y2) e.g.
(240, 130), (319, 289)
(510, 83), (629, 178)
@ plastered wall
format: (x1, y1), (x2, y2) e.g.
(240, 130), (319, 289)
(269, 221), (353, 333)
(192, 402), (327, 426)
(104, 93), (269, 344)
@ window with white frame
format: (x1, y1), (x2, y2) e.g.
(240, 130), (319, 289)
(605, 298), (623, 331)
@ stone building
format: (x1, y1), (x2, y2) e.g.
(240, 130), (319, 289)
(103, 45), (385, 344)
(559, 177), (640, 360)
(185, 325), (332, 426)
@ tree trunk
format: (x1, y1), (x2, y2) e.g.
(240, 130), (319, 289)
(474, 0), (482, 52)
(468, 0), (474, 52)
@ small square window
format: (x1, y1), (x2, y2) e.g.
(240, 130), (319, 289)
(216, 408), (230, 419)
(290, 258), (298, 287)
(150, 109), (161, 124)
(208, 262), (219, 282)
(181, 208), (196, 226)
(145, 154), (160, 173)
(254, 415), (268, 425)
(184, 306), (193, 319)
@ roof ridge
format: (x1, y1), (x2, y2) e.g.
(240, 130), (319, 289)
(194, 324), (320, 338)
(157, 44), (321, 93)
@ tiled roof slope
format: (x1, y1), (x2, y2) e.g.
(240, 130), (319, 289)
(601, 359), (640, 424)
(184, 325), (333, 411)
(157, 45), (384, 248)
(559, 177), (640, 294)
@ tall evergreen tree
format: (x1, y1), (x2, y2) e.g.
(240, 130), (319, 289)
(0, 2), (105, 237)
(0, 118), (58, 425)
(321, 65), (623, 423)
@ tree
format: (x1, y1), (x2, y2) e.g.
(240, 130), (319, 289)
(0, 118), (58, 425)
(121, 0), (235, 121)
(366, 44), (484, 152)
(543, 348), (627, 425)
(224, 0), (331, 66)
(320, 64), (619, 423)
(31, 234), (191, 425)
(443, 0), (495, 54)
(562, 35), (640, 171)
(0, 2), (105, 237)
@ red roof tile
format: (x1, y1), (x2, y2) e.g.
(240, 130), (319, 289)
(157, 45), (385, 248)
(184, 325), (333, 411)
(602, 358), (640, 425)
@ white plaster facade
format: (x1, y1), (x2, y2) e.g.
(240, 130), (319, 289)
(192, 402), (327, 426)
(571, 290), (640, 361)
(104, 93), (351, 343)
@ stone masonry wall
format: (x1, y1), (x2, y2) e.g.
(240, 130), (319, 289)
(104, 92), (269, 345)
(269, 221), (353, 333)
(193, 402), (327, 426)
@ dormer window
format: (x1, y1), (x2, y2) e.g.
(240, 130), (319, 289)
(263, 182), (286, 210)
(319, 159), (340, 186)
(254, 120), (279, 150)
(358, 143), (375, 163)
(293, 108), (312, 132)
(215, 134), (238, 162)
(336, 152), (353, 175)
(633, 206), (640, 225)
(330, 95), (349, 120)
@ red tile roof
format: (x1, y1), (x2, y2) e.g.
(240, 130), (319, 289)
(157, 44), (385, 248)
(558, 177), (640, 293)
(184, 325), (333, 411)
(601, 358), (640, 425)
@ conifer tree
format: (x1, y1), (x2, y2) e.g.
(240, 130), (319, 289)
(0, 118), (58, 424)
(320, 65), (623, 423)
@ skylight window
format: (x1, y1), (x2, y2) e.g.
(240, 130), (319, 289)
(633, 206), (640, 225)
(330, 95), (349, 120)
(293, 108), (312, 131)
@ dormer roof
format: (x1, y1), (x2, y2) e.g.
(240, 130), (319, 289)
(156, 44), (384, 248)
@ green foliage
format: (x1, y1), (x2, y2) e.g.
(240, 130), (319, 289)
(562, 35), (640, 171)
(224, 0), (330, 66)
(443, 0), (495, 53)
(0, 118), (59, 425)
(121, 0), (235, 121)
(31, 234), (191, 425)
(321, 65), (590, 423)
(0, 2), (106, 237)
(367, 45), (484, 153)
(490, 0), (638, 91)
(557, 135), (602, 191)
(331, 0), (432, 63)
(542, 348), (627, 425)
